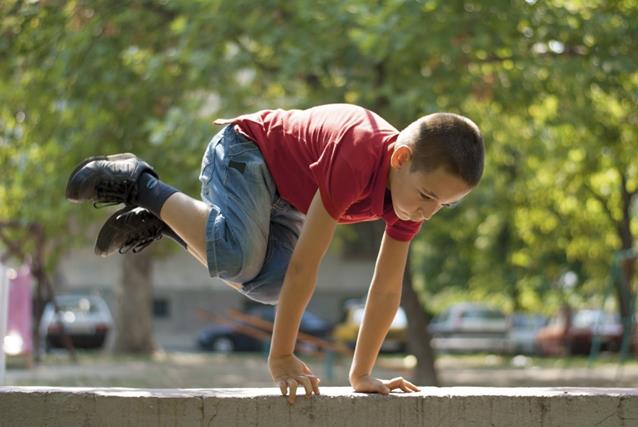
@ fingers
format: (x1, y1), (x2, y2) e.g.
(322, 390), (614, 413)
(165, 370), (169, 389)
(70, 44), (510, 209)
(296, 376), (314, 399)
(407, 382), (421, 392)
(287, 379), (298, 404)
(277, 375), (321, 404)
(309, 375), (321, 396)
(278, 380), (288, 396)
(399, 382), (416, 393)
(387, 377), (421, 393)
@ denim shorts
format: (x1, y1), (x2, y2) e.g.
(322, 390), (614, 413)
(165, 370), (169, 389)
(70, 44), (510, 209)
(199, 125), (304, 305)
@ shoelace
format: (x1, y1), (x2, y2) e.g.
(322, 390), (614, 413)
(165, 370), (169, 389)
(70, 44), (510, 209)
(119, 228), (165, 254)
(93, 180), (136, 208)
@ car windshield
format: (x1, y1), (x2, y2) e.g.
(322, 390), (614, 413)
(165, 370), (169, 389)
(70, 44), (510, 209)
(512, 314), (547, 328)
(432, 310), (450, 324)
(56, 297), (99, 314)
(573, 311), (619, 328)
(461, 308), (505, 320)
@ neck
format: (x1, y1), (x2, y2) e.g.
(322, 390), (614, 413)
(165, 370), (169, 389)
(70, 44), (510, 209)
(386, 165), (394, 190)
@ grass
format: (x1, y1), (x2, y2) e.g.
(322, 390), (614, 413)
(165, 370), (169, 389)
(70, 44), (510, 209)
(6, 350), (638, 388)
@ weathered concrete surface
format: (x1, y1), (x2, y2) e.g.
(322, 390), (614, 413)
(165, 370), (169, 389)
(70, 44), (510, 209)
(1, 387), (637, 427)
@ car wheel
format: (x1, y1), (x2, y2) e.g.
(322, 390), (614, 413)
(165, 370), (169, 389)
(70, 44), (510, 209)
(211, 336), (235, 353)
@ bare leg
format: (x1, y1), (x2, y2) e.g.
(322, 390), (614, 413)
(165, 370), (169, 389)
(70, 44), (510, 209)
(160, 192), (209, 261)
(160, 192), (242, 291)
(187, 247), (208, 268)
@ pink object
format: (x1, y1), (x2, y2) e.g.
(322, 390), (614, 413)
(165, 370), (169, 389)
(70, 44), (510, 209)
(7, 266), (33, 354)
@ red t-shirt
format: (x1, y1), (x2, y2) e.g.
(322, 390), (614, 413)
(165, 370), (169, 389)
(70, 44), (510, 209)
(220, 104), (422, 241)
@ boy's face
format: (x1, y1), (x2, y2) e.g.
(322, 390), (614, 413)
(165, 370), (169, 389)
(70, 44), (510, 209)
(388, 145), (473, 222)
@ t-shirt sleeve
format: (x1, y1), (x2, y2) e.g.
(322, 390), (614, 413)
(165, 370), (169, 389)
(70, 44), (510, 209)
(384, 218), (423, 242)
(309, 141), (371, 220)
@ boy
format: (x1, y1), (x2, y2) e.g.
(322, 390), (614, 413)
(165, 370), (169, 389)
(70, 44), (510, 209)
(66, 103), (484, 403)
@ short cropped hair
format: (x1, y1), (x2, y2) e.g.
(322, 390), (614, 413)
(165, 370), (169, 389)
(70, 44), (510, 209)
(398, 113), (484, 187)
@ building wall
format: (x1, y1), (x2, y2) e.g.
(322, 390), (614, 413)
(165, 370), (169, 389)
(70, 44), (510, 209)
(56, 247), (374, 337)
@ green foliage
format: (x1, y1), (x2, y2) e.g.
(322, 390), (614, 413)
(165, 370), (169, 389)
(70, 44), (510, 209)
(408, 0), (637, 314)
(1, 0), (636, 314)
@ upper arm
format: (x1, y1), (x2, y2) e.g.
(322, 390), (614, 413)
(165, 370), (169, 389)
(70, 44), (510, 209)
(370, 231), (411, 294)
(287, 190), (338, 277)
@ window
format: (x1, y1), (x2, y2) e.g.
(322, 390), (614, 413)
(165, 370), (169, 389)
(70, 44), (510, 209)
(153, 298), (171, 318)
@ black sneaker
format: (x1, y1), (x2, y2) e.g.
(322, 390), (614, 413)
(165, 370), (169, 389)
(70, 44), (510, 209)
(95, 206), (167, 257)
(65, 153), (158, 206)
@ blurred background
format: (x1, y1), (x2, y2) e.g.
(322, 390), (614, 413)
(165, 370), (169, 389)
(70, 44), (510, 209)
(1, 0), (637, 388)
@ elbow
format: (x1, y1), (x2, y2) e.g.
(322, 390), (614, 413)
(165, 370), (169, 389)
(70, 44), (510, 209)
(287, 258), (309, 279)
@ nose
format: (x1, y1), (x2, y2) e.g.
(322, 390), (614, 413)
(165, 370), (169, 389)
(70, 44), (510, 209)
(419, 202), (441, 221)
(417, 209), (430, 221)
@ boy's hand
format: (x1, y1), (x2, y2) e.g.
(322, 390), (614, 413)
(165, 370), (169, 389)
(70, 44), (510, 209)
(350, 374), (420, 395)
(268, 354), (320, 404)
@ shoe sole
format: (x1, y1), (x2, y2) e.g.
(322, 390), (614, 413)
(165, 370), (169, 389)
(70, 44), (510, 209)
(94, 206), (131, 257)
(65, 153), (137, 202)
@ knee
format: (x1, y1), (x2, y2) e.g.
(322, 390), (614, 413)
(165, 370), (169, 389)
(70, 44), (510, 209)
(208, 233), (267, 285)
(242, 281), (282, 306)
(238, 237), (292, 305)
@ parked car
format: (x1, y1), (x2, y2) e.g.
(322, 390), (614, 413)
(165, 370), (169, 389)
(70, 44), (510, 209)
(39, 294), (113, 351)
(507, 313), (549, 354)
(333, 303), (407, 353)
(196, 305), (333, 353)
(535, 309), (623, 356)
(429, 302), (510, 353)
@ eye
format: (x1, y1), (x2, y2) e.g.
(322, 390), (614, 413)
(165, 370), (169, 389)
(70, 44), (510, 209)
(420, 192), (432, 200)
(442, 201), (461, 209)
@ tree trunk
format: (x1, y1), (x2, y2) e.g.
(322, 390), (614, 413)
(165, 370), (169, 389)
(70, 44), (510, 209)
(401, 256), (439, 386)
(113, 250), (156, 354)
(616, 173), (636, 335)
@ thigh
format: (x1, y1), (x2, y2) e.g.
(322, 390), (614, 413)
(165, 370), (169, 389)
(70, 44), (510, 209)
(199, 126), (278, 282)
(241, 198), (305, 305)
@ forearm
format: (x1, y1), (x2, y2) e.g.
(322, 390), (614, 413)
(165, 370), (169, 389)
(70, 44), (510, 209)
(268, 193), (336, 359)
(349, 289), (402, 381)
(269, 265), (318, 357)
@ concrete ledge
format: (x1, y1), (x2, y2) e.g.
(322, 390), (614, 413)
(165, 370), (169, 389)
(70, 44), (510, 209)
(1, 386), (637, 426)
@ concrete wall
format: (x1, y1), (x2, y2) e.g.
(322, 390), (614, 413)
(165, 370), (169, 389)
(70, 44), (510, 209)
(56, 248), (374, 329)
(1, 387), (637, 427)
(58, 248), (373, 294)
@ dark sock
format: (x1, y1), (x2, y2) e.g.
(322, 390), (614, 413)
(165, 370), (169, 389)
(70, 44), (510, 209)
(136, 172), (179, 218)
(162, 226), (188, 251)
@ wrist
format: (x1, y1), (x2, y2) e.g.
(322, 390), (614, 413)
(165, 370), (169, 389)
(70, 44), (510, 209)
(268, 352), (293, 361)
(349, 371), (370, 384)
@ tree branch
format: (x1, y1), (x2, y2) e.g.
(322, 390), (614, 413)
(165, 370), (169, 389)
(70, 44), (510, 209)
(0, 222), (29, 261)
(232, 36), (279, 74)
(583, 182), (621, 232)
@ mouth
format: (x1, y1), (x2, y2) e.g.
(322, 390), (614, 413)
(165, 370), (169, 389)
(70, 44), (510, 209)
(397, 209), (416, 221)
(406, 211), (427, 222)
(395, 206), (426, 222)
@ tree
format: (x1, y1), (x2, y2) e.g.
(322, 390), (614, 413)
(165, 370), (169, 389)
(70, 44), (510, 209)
(407, 0), (638, 322)
(3, 0), (635, 370)
(1, 1), (212, 353)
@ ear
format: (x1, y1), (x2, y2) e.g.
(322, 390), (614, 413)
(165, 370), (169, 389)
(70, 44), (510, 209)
(390, 145), (413, 168)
